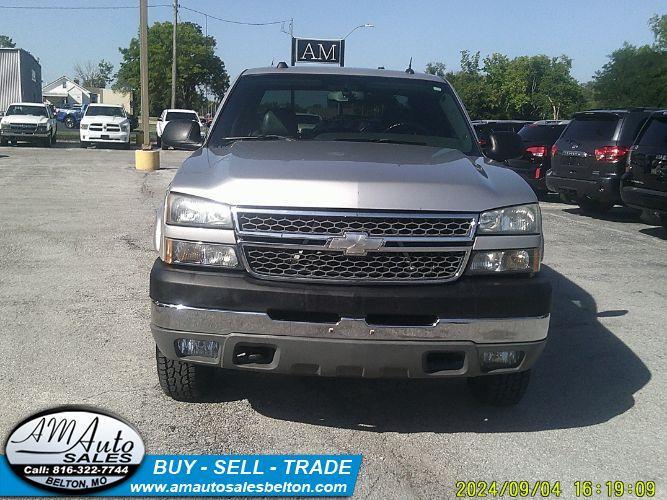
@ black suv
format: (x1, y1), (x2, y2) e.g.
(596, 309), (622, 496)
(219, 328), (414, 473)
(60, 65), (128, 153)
(504, 120), (569, 195)
(472, 120), (532, 150)
(621, 110), (667, 229)
(546, 108), (654, 212)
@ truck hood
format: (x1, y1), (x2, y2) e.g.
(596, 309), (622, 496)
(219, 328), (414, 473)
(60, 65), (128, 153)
(1, 116), (48, 125)
(170, 141), (536, 212)
(80, 116), (128, 125)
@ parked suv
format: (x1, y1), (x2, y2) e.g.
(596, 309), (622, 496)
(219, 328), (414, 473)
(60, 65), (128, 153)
(151, 66), (552, 406)
(546, 108), (654, 212)
(0, 102), (57, 147)
(473, 120), (532, 150)
(504, 120), (569, 195)
(621, 110), (667, 228)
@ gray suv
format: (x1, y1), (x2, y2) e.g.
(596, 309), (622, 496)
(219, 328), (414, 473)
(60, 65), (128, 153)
(152, 66), (552, 405)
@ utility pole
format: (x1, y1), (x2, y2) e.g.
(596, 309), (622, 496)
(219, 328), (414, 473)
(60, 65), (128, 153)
(140, 0), (150, 149)
(171, 0), (178, 109)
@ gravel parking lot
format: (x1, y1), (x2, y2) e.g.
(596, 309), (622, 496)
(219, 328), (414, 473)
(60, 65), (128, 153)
(0, 145), (664, 498)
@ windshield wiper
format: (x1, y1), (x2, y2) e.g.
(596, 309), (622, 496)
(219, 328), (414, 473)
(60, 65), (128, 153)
(333, 137), (427, 146)
(219, 134), (293, 145)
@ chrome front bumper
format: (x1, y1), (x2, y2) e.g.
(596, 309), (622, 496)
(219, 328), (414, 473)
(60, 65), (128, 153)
(151, 301), (549, 377)
(152, 301), (550, 343)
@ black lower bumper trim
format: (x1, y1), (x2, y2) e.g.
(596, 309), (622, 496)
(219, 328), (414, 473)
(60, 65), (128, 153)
(546, 173), (621, 203)
(150, 259), (552, 319)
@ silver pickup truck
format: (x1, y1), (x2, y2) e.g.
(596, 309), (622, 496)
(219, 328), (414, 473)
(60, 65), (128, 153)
(151, 66), (551, 405)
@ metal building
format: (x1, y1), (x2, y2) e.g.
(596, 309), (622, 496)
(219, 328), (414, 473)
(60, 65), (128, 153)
(0, 48), (42, 113)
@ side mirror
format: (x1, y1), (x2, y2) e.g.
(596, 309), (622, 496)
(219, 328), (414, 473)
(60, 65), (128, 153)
(485, 131), (524, 161)
(161, 119), (203, 151)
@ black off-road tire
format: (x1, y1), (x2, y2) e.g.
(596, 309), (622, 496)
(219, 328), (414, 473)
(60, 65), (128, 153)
(0, 138), (7, 146)
(156, 345), (217, 402)
(80, 141), (89, 149)
(577, 197), (613, 213)
(467, 370), (531, 406)
(156, 136), (161, 148)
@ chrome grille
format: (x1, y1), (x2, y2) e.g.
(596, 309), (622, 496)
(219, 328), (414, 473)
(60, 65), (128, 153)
(10, 123), (38, 134)
(243, 247), (468, 282)
(236, 210), (474, 238)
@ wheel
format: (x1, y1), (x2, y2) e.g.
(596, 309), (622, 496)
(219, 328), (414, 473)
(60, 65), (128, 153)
(64, 116), (76, 129)
(156, 345), (217, 401)
(467, 370), (531, 406)
(660, 214), (667, 230)
(52, 133), (57, 145)
(577, 197), (613, 213)
(42, 135), (52, 148)
(156, 136), (161, 148)
(80, 141), (89, 149)
(0, 138), (7, 146)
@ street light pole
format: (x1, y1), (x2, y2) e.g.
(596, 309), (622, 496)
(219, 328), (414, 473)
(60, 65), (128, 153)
(171, 0), (178, 109)
(343, 23), (374, 40)
(140, 0), (150, 149)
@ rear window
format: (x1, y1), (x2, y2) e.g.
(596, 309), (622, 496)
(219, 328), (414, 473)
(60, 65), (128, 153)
(638, 117), (667, 147)
(166, 112), (197, 121)
(519, 124), (567, 143)
(562, 115), (619, 141)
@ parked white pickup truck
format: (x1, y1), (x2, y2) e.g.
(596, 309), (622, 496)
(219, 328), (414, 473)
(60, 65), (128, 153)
(79, 104), (131, 149)
(0, 102), (57, 147)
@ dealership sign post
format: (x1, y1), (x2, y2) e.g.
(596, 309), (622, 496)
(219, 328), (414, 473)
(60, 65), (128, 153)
(291, 38), (345, 66)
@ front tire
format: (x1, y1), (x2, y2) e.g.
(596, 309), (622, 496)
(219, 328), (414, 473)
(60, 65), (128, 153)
(660, 214), (667, 230)
(80, 141), (89, 149)
(0, 138), (7, 146)
(64, 116), (76, 129)
(156, 136), (161, 148)
(468, 370), (531, 406)
(156, 345), (217, 401)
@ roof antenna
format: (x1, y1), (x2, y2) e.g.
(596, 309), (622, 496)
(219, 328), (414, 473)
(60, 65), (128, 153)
(405, 57), (414, 74)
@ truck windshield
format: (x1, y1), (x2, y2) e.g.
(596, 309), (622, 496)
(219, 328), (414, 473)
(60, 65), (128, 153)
(85, 106), (125, 117)
(6, 105), (47, 117)
(209, 74), (476, 153)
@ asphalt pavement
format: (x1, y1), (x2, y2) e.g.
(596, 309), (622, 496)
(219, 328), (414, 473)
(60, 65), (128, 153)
(0, 144), (664, 499)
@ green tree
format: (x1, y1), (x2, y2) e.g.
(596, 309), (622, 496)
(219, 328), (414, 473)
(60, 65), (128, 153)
(115, 22), (229, 115)
(74, 60), (114, 89)
(0, 35), (15, 48)
(590, 15), (667, 108)
(426, 51), (583, 120)
(425, 61), (447, 79)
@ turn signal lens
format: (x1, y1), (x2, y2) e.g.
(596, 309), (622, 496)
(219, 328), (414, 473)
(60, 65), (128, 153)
(164, 239), (240, 268)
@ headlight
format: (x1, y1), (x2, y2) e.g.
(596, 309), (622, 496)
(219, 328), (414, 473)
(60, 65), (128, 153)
(166, 193), (233, 228)
(80, 123), (88, 130)
(478, 204), (541, 234)
(121, 123), (130, 132)
(467, 248), (541, 274)
(164, 239), (239, 268)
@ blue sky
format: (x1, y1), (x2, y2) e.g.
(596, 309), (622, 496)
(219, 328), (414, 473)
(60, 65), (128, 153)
(2, 0), (664, 86)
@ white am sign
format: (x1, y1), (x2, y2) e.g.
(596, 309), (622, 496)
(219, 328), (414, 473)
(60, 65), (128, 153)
(292, 38), (345, 66)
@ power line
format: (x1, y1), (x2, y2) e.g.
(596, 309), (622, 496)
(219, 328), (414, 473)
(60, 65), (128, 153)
(0, 3), (170, 9)
(179, 5), (289, 27)
(0, 2), (292, 27)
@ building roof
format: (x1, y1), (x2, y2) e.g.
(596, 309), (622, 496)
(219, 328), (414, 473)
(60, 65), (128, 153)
(42, 75), (91, 96)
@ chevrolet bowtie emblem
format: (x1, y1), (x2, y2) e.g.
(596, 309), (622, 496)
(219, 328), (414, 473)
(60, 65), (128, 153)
(326, 232), (385, 256)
